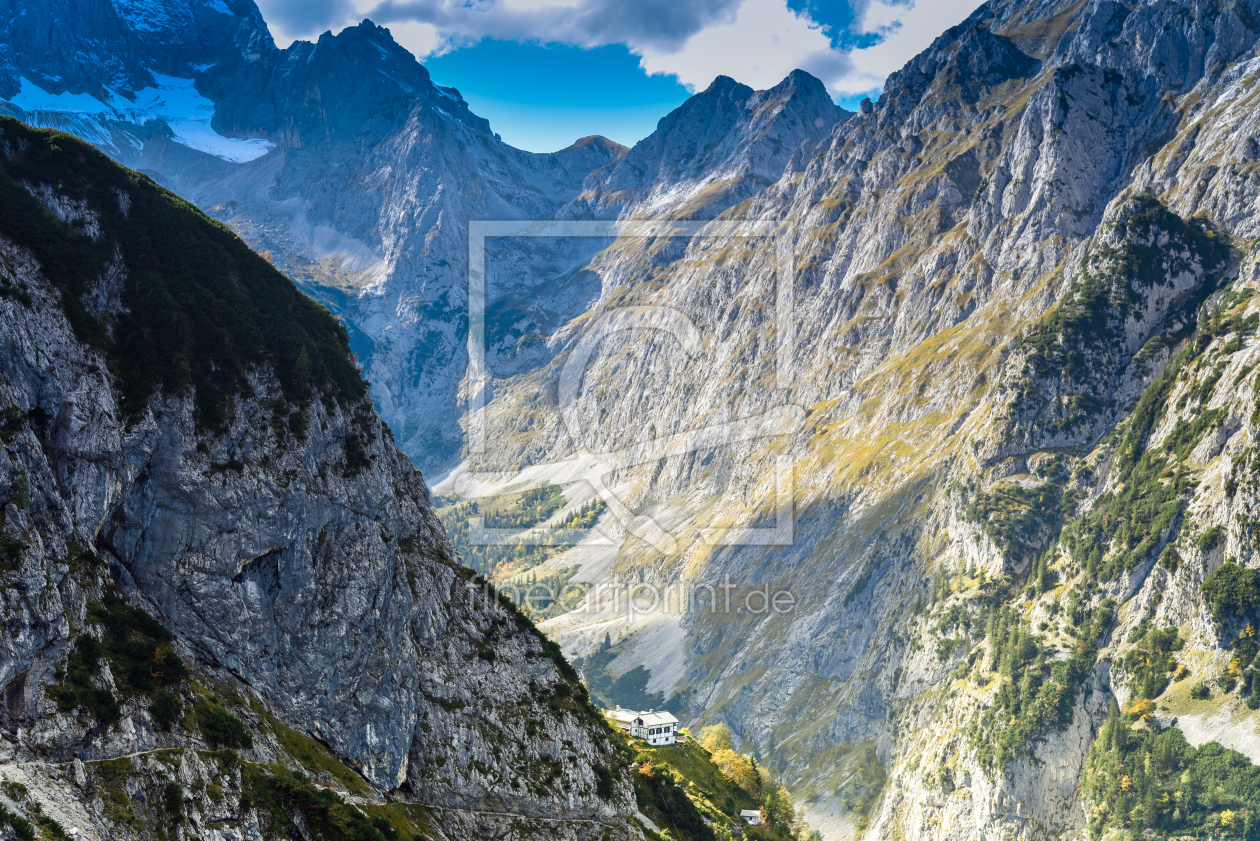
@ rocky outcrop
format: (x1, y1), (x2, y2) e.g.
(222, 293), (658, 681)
(568, 69), (845, 220)
(0, 0), (265, 102)
(0, 118), (640, 841)
(469, 2), (1260, 839)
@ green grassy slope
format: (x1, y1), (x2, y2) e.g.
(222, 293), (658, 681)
(619, 733), (807, 841)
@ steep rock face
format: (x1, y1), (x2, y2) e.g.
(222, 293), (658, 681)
(202, 20), (492, 141)
(460, 1), (1260, 839)
(991, 196), (1229, 455)
(0, 119), (639, 841)
(0, 0), (267, 100)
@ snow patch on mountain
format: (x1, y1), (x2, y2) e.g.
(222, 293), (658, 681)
(10, 77), (111, 114)
(6, 74), (273, 162)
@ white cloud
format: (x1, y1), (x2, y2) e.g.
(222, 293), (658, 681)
(359, 0), (745, 56)
(832, 0), (972, 96)
(634, 0), (842, 92)
(856, 0), (909, 35)
(499, 0), (582, 11)
(255, 0), (973, 102)
(629, 0), (972, 97)
(386, 19), (442, 56)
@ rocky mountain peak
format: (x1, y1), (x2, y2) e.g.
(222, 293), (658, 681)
(579, 67), (843, 219)
(877, 2), (1040, 129)
(206, 17), (492, 143)
(550, 134), (630, 178)
(702, 73), (752, 94)
(763, 66), (834, 98)
(0, 0), (272, 99)
(562, 134), (629, 154)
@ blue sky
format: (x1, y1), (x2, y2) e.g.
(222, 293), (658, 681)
(422, 41), (694, 151)
(255, 0), (975, 153)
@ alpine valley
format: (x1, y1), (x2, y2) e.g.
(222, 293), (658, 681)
(5, 0), (1260, 840)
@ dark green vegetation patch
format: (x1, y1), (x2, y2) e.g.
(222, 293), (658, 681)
(1198, 562), (1260, 707)
(963, 480), (1061, 563)
(1121, 625), (1184, 702)
(1202, 562), (1260, 630)
(195, 698), (254, 749)
(1063, 289), (1257, 580)
(244, 766), (424, 841)
(973, 595), (1115, 768)
(1008, 194), (1228, 439)
(47, 594), (185, 727)
(633, 764), (716, 841)
(0, 803), (35, 841)
(0, 117), (365, 430)
(1085, 705), (1260, 839)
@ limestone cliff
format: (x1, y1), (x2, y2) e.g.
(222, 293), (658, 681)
(0, 117), (640, 841)
(464, 2), (1260, 839)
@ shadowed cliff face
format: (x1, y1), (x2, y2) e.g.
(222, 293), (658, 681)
(0, 118), (640, 841)
(0, 0), (269, 100)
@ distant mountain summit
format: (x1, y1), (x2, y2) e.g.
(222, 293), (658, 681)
(573, 67), (846, 219)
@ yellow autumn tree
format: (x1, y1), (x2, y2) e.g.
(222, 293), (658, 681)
(699, 722), (734, 754)
(1124, 698), (1153, 719)
(711, 749), (758, 792)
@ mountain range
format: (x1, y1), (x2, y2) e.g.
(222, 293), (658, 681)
(6, 1), (1260, 840)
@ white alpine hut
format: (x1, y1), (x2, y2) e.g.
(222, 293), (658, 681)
(608, 707), (680, 746)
